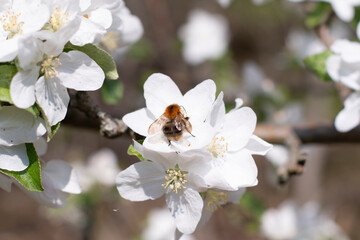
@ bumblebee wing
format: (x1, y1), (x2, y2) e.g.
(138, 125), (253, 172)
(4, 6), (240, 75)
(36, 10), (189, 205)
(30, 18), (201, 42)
(182, 117), (193, 134)
(148, 114), (168, 135)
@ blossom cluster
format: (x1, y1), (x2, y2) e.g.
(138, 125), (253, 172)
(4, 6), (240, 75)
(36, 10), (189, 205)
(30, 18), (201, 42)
(116, 73), (272, 235)
(0, 0), (142, 199)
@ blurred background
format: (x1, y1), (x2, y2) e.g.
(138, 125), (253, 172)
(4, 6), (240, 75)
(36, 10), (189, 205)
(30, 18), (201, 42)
(1, 0), (360, 239)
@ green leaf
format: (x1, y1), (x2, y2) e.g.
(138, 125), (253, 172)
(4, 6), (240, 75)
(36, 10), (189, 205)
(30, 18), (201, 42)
(305, 2), (332, 28)
(127, 143), (147, 162)
(101, 79), (123, 105)
(0, 64), (17, 103)
(303, 50), (333, 81)
(48, 122), (61, 141)
(65, 43), (119, 81)
(0, 143), (43, 192)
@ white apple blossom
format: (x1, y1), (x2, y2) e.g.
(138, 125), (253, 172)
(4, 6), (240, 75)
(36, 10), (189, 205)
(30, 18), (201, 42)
(10, 34), (104, 126)
(123, 73), (216, 153)
(261, 201), (349, 240)
(203, 93), (272, 190)
(288, 0), (360, 22)
(142, 207), (196, 240)
(0, 0), (50, 62)
(116, 141), (212, 234)
(0, 106), (46, 171)
(217, 0), (233, 8)
(100, 4), (144, 59)
(326, 39), (360, 132)
(1, 159), (81, 208)
(178, 10), (229, 65)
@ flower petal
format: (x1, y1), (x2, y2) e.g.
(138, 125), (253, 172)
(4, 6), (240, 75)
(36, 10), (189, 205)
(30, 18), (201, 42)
(222, 107), (257, 151)
(331, 1), (354, 22)
(10, 67), (39, 109)
(42, 160), (81, 194)
(0, 38), (18, 62)
(227, 188), (246, 204)
(144, 73), (183, 118)
(166, 188), (203, 234)
(35, 76), (70, 126)
(206, 91), (225, 131)
(245, 135), (273, 155)
(57, 51), (105, 90)
(89, 8), (112, 29)
(0, 144), (29, 171)
(70, 17), (107, 46)
(122, 108), (156, 137)
(116, 161), (165, 201)
(0, 106), (46, 146)
(181, 80), (216, 123)
(334, 92), (360, 132)
(326, 55), (341, 82)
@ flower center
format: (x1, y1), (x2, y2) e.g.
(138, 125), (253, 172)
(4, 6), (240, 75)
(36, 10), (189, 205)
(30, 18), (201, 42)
(207, 136), (228, 158)
(49, 7), (69, 32)
(162, 164), (188, 194)
(0, 9), (23, 39)
(206, 190), (228, 212)
(41, 56), (61, 79)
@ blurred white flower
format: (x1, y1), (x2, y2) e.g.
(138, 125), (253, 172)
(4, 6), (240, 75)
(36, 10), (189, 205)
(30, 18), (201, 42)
(326, 39), (360, 132)
(217, 0), (233, 8)
(100, 4), (144, 59)
(0, 106), (46, 171)
(142, 207), (195, 240)
(74, 148), (120, 191)
(289, 0), (360, 22)
(252, 0), (272, 5)
(266, 145), (289, 168)
(0, 0), (50, 62)
(261, 201), (350, 240)
(286, 29), (326, 62)
(179, 10), (229, 65)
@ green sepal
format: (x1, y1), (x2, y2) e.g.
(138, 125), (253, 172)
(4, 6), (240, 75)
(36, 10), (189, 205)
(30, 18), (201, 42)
(35, 102), (61, 141)
(303, 50), (333, 81)
(127, 141), (147, 162)
(0, 64), (17, 103)
(48, 122), (61, 141)
(65, 43), (119, 81)
(101, 79), (123, 105)
(0, 143), (43, 192)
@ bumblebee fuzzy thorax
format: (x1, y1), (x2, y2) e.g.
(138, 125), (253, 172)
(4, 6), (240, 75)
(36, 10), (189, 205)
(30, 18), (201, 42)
(164, 104), (182, 120)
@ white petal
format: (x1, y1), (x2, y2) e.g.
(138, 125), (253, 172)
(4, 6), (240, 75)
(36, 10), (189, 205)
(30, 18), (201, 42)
(144, 73), (183, 118)
(17, 36), (43, 70)
(331, 39), (360, 63)
(116, 161), (165, 201)
(245, 135), (273, 155)
(122, 108), (156, 137)
(115, 8), (144, 46)
(227, 188), (246, 204)
(0, 38), (18, 62)
(70, 17), (106, 46)
(89, 8), (112, 29)
(35, 76), (70, 126)
(0, 173), (13, 192)
(334, 93), (360, 132)
(331, 1), (354, 22)
(33, 137), (48, 156)
(0, 144), (29, 171)
(206, 150), (258, 190)
(166, 188), (203, 234)
(326, 55), (341, 82)
(206, 91), (225, 131)
(181, 80), (216, 123)
(222, 107), (257, 151)
(0, 106), (46, 146)
(266, 145), (289, 167)
(10, 67), (39, 109)
(43, 160), (81, 194)
(57, 51), (105, 90)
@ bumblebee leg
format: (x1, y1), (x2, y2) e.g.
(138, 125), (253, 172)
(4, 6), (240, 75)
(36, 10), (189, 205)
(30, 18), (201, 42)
(168, 140), (172, 146)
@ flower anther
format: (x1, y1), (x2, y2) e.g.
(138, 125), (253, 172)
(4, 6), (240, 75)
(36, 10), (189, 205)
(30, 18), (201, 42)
(162, 164), (188, 194)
